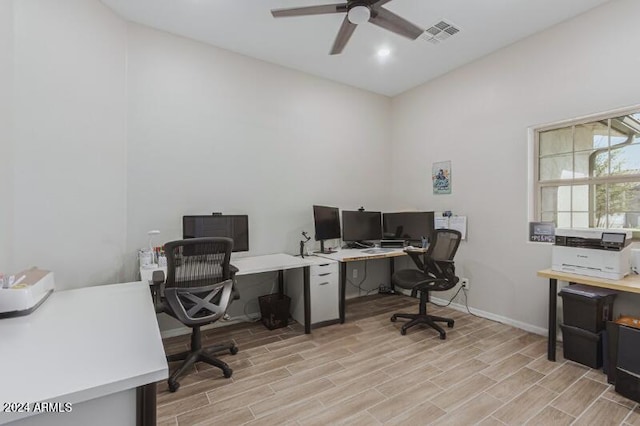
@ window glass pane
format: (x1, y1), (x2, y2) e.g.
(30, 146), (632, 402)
(540, 187), (557, 213)
(540, 154), (573, 180)
(591, 150), (609, 177)
(572, 185), (589, 212)
(594, 183), (607, 227)
(557, 186), (571, 211)
(557, 212), (571, 228)
(540, 127), (572, 156)
(572, 212), (589, 228)
(610, 143), (640, 176)
(541, 212), (556, 223)
(609, 182), (640, 230)
(575, 122), (608, 150)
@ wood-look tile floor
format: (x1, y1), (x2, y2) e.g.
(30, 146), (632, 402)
(156, 295), (640, 426)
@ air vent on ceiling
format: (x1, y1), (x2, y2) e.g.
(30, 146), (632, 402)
(421, 20), (460, 44)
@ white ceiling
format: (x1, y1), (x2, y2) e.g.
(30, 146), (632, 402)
(99, 0), (612, 96)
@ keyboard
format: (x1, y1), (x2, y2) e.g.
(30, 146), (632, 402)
(361, 248), (397, 254)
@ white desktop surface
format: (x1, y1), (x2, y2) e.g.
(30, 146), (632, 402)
(0, 281), (168, 424)
(315, 247), (410, 262)
(232, 253), (314, 275)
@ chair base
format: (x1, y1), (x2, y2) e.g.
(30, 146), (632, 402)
(167, 332), (238, 392)
(391, 290), (454, 339)
(391, 312), (454, 339)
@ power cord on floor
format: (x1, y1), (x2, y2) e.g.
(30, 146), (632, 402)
(428, 284), (483, 319)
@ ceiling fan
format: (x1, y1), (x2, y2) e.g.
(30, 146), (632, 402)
(271, 0), (424, 55)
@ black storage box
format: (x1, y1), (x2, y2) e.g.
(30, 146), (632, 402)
(559, 284), (617, 333)
(561, 323), (603, 369)
(258, 294), (291, 330)
(615, 368), (640, 403)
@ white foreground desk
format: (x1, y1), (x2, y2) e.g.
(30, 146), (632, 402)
(316, 248), (409, 323)
(0, 282), (168, 426)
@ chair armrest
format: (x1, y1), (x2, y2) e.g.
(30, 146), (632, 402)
(404, 250), (425, 271)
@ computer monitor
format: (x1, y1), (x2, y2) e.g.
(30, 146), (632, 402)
(382, 211), (435, 245)
(182, 215), (249, 252)
(313, 205), (341, 254)
(342, 210), (382, 246)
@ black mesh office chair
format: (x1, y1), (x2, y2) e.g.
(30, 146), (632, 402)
(391, 229), (462, 339)
(162, 237), (239, 392)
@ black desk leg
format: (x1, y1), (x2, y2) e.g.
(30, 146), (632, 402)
(339, 262), (346, 324)
(389, 257), (395, 291)
(303, 266), (311, 334)
(136, 382), (157, 426)
(548, 278), (557, 361)
(278, 270), (284, 294)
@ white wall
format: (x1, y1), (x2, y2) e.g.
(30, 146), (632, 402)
(11, 0), (127, 289)
(125, 24), (392, 321)
(390, 0), (640, 332)
(0, 0), (14, 274)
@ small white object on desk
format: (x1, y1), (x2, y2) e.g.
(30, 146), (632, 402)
(0, 268), (55, 318)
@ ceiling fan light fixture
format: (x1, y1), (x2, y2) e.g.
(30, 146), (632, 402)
(347, 5), (370, 25)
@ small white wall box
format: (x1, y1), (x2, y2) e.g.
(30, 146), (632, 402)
(0, 268), (55, 318)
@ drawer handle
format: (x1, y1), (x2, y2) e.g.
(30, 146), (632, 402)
(318, 272), (331, 277)
(318, 281), (330, 286)
(319, 263), (330, 266)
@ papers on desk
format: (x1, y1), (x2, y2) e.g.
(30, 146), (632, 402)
(435, 216), (467, 240)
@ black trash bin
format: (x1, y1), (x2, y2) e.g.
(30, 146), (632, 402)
(258, 293), (291, 330)
(559, 284), (617, 333)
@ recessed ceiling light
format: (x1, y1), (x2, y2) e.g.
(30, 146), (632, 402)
(377, 48), (391, 58)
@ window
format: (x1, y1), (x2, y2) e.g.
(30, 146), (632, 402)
(534, 111), (640, 231)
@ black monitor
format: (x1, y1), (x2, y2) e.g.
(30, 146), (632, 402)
(382, 211), (435, 245)
(342, 210), (382, 246)
(313, 205), (341, 254)
(182, 215), (249, 252)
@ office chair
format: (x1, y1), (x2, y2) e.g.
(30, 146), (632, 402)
(390, 229), (462, 339)
(162, 237), (239, 392)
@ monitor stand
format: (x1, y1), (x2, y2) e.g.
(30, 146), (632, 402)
(314, 240), (336, 254)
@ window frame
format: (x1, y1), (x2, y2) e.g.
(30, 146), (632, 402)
(532, 106), (640, 232)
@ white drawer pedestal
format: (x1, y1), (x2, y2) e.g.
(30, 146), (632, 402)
(286, 257), (339, 328)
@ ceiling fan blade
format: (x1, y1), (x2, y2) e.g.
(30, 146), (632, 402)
(374, 0), (394, 6)
(330, 16), (357, 55)
(369, 7), (423, 40)
(271, 4), (346, 18)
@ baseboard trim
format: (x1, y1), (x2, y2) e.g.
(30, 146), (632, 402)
(429, 295), (548, 337)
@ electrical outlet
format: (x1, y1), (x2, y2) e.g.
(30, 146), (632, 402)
(461, 278), (470, 290)
(352, 268), (358, 279)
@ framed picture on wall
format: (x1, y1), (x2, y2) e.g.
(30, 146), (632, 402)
(432, 161), (451, 194)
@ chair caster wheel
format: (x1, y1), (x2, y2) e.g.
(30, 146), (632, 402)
(400, 328), (406, 335)
(168, 380), (180, 393)
(230, 345), (238, 355)
(390, 315), (397, 322)
(447, 320), (454, 328)
(439, 333), (446, 340)
(223, 367), (233, 378)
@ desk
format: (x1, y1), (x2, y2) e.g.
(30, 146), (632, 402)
(218, 254), (314, 334)
(0, 281), (168, 426)
(141, 254), (314, 334)
(537, 268), (640, 362)
(316, 248), (409, 323)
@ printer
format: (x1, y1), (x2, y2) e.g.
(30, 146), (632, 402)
(552, 228), (632, 280)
